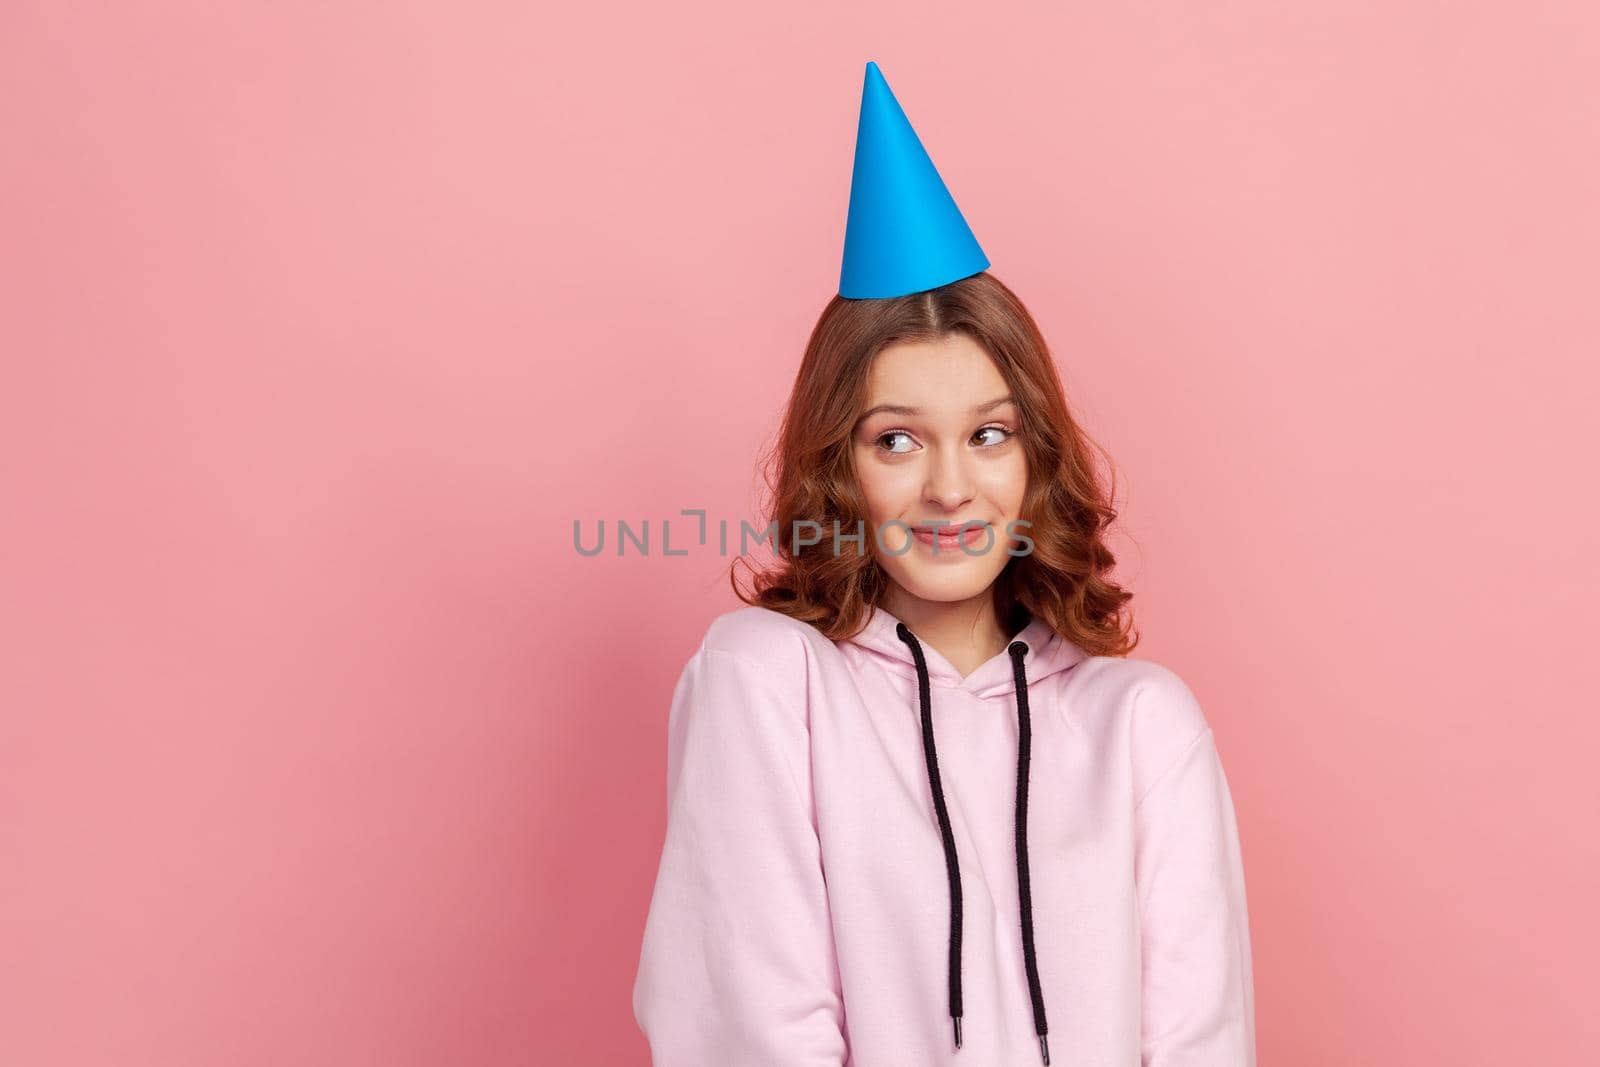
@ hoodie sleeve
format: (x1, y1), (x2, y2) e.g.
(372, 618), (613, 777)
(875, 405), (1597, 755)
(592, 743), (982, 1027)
(1133, 680), (1257, 1066)
(632, 643), (848, 1066)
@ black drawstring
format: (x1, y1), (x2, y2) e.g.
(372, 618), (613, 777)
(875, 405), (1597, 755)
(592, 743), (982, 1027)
(1010, 639), (1051, 1067)
(895, 622), (964, 1050)
(895, 622), (1051, 1065)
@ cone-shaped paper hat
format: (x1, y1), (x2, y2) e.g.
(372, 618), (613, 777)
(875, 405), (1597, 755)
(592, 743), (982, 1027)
(838, 61), (989, 299)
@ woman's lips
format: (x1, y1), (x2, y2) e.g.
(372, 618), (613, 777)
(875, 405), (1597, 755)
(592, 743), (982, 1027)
(909, 523), (991, 551)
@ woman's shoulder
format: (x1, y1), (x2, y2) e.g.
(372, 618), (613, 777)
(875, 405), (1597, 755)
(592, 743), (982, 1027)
(694, 605), (832, 671)
(1075, 652), (1207, 720)
(1070, 654), (1214, 772)
(670, 607), (830, 719)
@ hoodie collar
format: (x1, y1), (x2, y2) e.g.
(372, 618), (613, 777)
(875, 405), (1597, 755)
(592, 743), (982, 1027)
(842, 604), (1086, 698)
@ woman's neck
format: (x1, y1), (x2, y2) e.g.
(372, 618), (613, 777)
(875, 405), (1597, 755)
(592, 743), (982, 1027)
(883, 585), (1010, 679)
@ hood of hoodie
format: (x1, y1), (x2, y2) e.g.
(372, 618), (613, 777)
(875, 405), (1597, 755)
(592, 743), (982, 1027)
(840, 604), (1088, 698)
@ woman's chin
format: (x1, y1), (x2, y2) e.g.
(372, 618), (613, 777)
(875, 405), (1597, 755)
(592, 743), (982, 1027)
(885, 559), (1008, 605)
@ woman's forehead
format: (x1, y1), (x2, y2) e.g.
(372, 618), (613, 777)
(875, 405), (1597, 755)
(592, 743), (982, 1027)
(865, 336), (1008, 407)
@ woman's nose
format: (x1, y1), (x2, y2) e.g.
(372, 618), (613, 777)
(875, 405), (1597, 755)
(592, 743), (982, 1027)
(923, 448), (975, 510)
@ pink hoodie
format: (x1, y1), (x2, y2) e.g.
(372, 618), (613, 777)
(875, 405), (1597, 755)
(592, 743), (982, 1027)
(632, 604), (1256, 1066)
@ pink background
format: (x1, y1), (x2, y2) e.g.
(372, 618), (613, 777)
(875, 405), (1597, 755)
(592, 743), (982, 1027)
(3, 2), (1597, 1064)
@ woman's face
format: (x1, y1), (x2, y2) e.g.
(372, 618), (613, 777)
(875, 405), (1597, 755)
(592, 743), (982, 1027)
(851, 332), (1028, 608)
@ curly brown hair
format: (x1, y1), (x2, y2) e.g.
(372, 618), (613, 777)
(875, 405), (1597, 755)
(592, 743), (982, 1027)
(730, 271), (1139, 657)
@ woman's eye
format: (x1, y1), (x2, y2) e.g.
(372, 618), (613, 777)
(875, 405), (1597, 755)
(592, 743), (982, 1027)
(973, 426), (1011, 447)
(877, 431), (916, 454)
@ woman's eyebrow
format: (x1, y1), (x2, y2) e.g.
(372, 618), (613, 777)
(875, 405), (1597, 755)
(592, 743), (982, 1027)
(858, 395), (1016, 420)
(971, 395), (1017, 414)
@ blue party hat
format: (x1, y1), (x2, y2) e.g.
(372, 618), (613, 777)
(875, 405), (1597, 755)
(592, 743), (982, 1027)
(838, 61), (989, 299)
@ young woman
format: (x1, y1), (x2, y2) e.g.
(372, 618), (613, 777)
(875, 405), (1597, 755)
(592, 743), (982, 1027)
(632, 63), (1256, 1067)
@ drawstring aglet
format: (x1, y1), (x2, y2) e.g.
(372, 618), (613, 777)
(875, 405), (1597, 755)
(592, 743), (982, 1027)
(1038, 1033), (1051, 1065)
(953, 1016), (962, 1049)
